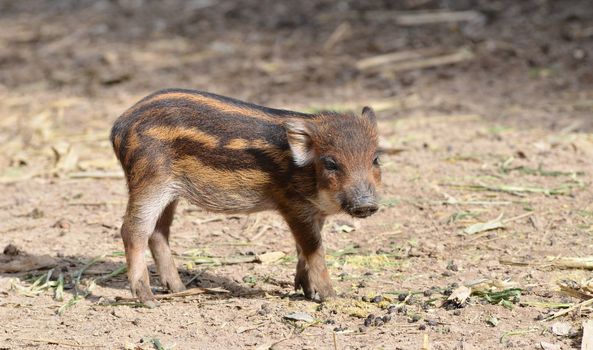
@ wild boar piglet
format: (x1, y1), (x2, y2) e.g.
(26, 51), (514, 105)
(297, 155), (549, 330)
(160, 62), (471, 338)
(110, 89), (381, 305)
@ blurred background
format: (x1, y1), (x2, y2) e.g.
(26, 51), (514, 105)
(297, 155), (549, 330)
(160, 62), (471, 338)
(1, 0), (592, 178)
(2, 2), (593, 348)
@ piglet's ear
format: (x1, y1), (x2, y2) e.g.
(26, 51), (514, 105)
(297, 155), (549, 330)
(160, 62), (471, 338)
(284, 120), (315, 167)
(361, 106), (376, 124)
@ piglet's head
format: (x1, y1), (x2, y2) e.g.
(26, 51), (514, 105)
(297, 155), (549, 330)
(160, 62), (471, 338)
(285, 107), (381, 218)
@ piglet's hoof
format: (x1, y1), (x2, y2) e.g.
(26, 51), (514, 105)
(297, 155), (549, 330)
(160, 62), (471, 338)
(142, 299), (158, 309)
(295, 268), (336, 301)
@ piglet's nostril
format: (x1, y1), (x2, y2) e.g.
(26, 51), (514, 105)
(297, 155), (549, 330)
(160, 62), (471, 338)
(351, 204), (378, 218)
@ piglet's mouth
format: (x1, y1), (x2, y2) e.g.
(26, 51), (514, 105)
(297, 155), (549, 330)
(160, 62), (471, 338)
(344, 204), (379, 218)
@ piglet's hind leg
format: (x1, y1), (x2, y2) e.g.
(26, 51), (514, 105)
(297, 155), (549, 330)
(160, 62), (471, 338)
(148, 199), (185, 293)
(121, 188), (175, 306)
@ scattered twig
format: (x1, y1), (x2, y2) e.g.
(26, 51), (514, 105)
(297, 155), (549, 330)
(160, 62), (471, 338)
(356, 48), (444, 71)
(363, 9), (484, 25)
(499, 328), (540, 344)
(378, 48), (474, 74)
(551, 257), (593, 270)
(20, 338), (104, 348)
(422, 333), (430, 350)
(323, 22), (351, 52)
(464, 212), (534, 234)
(543, 298), (593, 321)
(115, 287), (230, 302)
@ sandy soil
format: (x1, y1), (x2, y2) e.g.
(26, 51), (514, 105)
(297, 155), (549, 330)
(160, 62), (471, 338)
(1, 0), (593, 349)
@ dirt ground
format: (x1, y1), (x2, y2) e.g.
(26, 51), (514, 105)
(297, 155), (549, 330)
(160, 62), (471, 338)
(1, 0), (593, 349)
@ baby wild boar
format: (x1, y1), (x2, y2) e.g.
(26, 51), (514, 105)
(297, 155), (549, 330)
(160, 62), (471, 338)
(110, 89), (381, 304)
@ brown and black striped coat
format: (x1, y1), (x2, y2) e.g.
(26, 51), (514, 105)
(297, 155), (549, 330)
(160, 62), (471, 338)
(111, 88), (381, 304)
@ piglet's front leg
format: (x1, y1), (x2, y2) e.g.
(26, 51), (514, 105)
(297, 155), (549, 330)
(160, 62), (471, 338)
(284, 214), (336, 301)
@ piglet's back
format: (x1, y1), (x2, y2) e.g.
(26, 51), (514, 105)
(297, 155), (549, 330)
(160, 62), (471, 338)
(110, 89), (311, 194)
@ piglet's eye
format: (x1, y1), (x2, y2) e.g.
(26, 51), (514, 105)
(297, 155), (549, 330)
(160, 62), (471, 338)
(373, 155), (380, 166)
(323, 157), (339, 171)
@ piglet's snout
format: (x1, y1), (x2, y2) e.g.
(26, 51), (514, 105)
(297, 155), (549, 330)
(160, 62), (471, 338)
(345, 183), (378, 218)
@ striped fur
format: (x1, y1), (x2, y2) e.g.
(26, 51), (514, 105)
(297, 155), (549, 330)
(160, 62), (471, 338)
(110, 89), (381, 303)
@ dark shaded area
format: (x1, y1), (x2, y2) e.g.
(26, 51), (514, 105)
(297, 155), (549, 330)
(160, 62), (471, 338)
(0, 249), (292, 300)
(0, 0), (592, 129)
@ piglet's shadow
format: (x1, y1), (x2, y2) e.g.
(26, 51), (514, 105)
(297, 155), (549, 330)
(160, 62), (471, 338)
(1, 248), (298, 302)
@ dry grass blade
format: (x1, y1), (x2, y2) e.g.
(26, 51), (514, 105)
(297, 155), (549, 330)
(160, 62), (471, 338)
(95, 264), (127, 283)
(464, 212), (533, 234)
(115, 287), (230, 302)
(10, 269), (58, 297)
(464, 213), (504, 234)
(356, 47), (444, 71)
(153, 287), (230, 299)
(255, 251), (285, 264)
(445, 182), (577, 196)
(362, 9), (485, 25)
(58, 296), (84, 316)
(422, 333), (430, 350)
(21, 338), (105, 348)
(557, 279), (593, 300)
(323, 22), (351, 52)
(74, 255), (105, 295)
(501, 256), (593, 271)
(551, 257), (593, 270)
(54, 273), (64, 301)
(499, 328), (539, 344)
(379, 48), (474, 74)
(543, 298), (593, 321)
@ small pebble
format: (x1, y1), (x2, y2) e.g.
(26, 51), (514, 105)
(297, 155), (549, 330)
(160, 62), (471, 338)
(453, 310), (461, 316)
(418, 324), (426, 330)
(374, 318), (384, 327)
(52, 218), (71, 230)
(371, 295), (383, 303)
(382, 315), (391, 323)
(427, 319), (438, 327)
(258, 304), (270, 316)
(409, 314), (421, 323)
(387, 305), (397, 314)
(3, 244), (20, 256)
(397, 306), (407, 314)
(446, 261), (459, 272)
(398, 293), (408, 302)
(423, 289), (433, 297)
(361, 296), (369, 302)
(363, 318), (372, 327)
